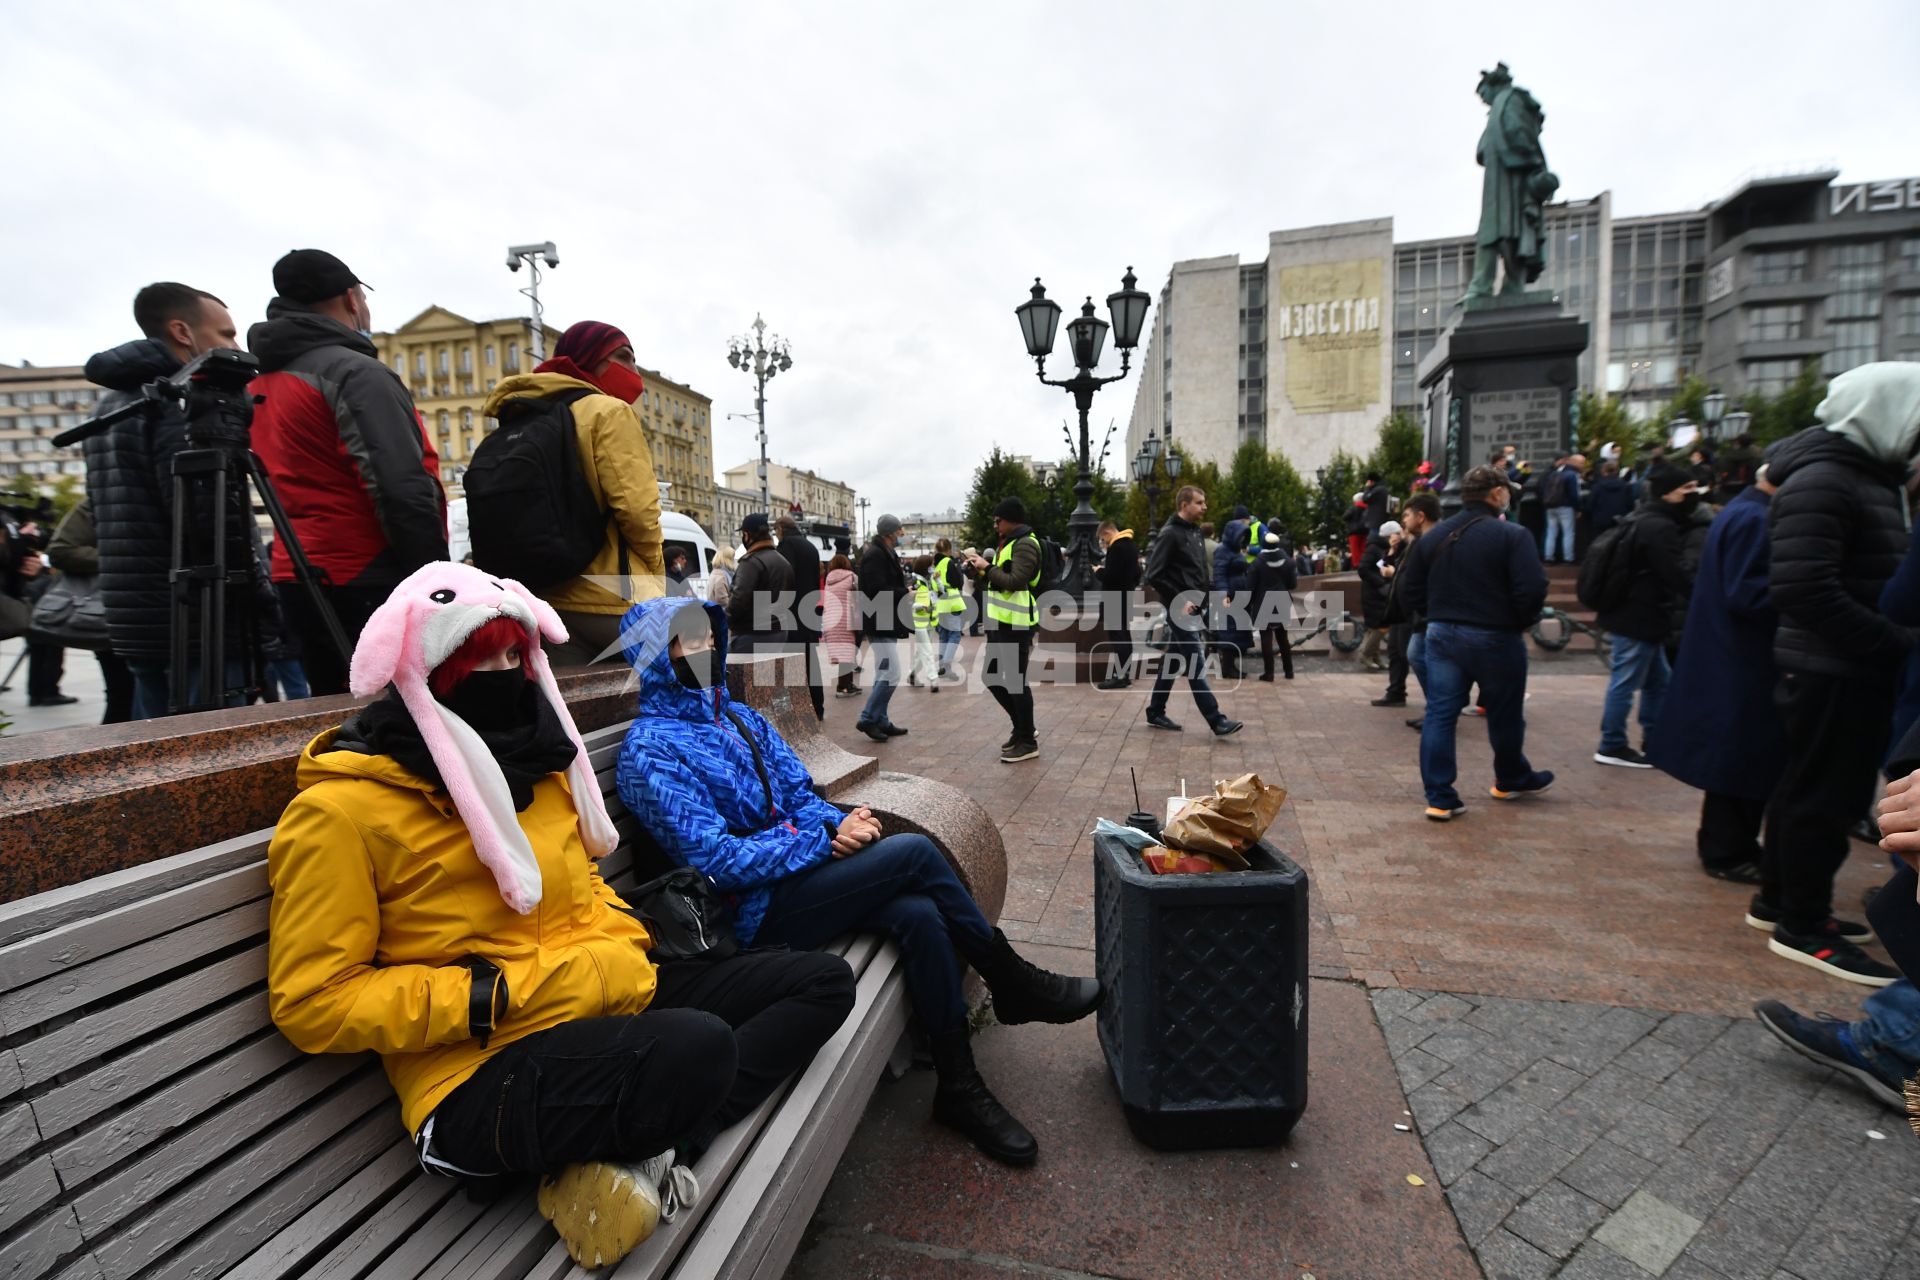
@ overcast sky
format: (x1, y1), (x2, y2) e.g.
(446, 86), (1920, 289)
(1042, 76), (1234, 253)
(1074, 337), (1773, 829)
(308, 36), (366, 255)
(4, 1), (1915, 521)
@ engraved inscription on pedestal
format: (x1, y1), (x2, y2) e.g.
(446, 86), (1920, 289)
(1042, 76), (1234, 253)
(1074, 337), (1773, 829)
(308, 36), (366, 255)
(1470, 387), (1563, 464)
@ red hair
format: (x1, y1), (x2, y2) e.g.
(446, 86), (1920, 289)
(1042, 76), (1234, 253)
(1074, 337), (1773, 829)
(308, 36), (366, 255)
(429, 616), (534, 697)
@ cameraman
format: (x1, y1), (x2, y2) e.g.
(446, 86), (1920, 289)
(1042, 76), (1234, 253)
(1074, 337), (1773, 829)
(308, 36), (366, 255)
(4, 509), (78, 708)
(249, 250), (447, 695)
(82, 282), (244, 718)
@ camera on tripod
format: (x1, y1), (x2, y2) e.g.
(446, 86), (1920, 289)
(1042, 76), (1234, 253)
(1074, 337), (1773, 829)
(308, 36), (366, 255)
(55, 347), (348, 715)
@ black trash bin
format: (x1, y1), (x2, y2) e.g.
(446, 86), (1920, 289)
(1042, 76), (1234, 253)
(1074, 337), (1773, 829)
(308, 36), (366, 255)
(1093, 830), (1309, 1150)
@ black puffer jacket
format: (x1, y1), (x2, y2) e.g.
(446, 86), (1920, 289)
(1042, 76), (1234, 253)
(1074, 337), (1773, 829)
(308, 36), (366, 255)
(81, 339), (186, 659)
(1594, 500), (1692, 645)
(1766, 429), (1915, 679)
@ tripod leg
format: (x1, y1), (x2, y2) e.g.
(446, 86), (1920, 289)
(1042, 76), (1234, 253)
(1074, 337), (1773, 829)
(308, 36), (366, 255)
(248, 452), (351, 670)
(0, 645), (27, 693)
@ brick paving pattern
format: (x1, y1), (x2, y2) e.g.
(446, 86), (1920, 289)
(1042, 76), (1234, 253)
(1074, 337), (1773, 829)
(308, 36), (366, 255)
(1375, 988), (1920, 1279)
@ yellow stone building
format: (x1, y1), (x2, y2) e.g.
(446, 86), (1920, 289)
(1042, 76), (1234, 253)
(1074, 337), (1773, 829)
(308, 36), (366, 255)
(373, 307), (714, 532)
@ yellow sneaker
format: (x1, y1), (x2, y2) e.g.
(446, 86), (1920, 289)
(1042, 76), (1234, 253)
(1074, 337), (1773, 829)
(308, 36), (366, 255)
(537, 1160), (664, 1270)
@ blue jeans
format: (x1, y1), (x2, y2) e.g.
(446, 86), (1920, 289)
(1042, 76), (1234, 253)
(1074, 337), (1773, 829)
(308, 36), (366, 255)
(1599, 634), (1670, 753)
(1543, 506), (1576, 562)
(1851, 977), (1920, 1070)
(124, 655), (249, 720)
(1420, 622), (1537, 808)
(266, 659), (310, 702)
(1147, 623), (1221, 724)
(755, 833), (994, 1034)
(936, 623), (964, 671)
(1408, 630), (1428, 697)
(859, 637), (902, 728)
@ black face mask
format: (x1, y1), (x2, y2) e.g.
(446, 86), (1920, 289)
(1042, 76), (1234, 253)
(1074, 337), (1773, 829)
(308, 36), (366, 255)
(441, 667), (538, 732)
(672, 650), (720, 691)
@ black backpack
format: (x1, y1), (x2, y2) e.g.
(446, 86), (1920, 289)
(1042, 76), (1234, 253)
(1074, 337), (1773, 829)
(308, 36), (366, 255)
(1576, 517), (1640, 613)
(1542, 467), (1569, 508)
(1033, 535), (1065, 595)
(465, 388), (606, 592)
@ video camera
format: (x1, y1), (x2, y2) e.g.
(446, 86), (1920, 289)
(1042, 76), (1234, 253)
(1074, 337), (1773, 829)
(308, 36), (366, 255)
(53, 346), (260, 452)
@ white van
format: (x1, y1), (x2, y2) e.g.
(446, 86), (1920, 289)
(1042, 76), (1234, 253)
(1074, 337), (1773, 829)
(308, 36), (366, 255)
(661, 511), (719, 599)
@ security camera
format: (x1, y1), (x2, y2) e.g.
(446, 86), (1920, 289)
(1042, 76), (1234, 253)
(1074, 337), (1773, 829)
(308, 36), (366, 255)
(506, 250), (521, 272)
(506, 241), (561, 271)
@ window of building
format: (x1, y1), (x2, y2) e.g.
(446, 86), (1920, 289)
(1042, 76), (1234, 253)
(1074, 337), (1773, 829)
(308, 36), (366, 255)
(1747, 358), (1814, 395)
(437, 349), (449, 376)
(459, 347), (472, 374)
(1898, 295), (1920, 338)
(504, 343), (519, 373)
(1751, 249), (1808, 286)
(1829, 319), (1880, 373)
(436, 410), (450, 436)
(1901, 238), (1920, 275)
(486, 344), (496, 367)
(1749, 304), (1806, 343)
(393, 356), (405, 377)
(1828, 242), (1885, 319)
(461, 408), (473, 430)
(414, 352), (427, 376)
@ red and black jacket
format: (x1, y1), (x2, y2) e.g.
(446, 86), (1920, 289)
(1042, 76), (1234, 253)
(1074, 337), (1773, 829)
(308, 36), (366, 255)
(247, 301), (446, 588)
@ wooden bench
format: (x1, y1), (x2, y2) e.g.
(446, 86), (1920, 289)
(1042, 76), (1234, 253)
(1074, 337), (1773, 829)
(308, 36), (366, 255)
(0, 709), (991, 1280)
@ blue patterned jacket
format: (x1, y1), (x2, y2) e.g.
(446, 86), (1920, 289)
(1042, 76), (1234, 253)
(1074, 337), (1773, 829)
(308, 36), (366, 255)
(616, 597), (843, 944)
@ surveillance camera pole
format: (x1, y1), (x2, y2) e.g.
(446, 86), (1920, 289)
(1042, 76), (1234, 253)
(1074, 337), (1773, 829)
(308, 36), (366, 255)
(507, 242), (560, 360)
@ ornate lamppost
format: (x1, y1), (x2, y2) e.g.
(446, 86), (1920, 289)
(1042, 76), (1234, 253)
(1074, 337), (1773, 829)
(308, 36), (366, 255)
(1015, 268), (1151, 600)
(725, 314), (793, 514)
(1133, 428), (1179, 551)
(1701, 387), (1727, 444)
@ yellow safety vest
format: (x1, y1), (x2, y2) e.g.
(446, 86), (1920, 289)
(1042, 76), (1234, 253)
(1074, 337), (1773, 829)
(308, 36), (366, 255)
(912, 577), (935, 628)
(985, 535), (1039, 627)
(1243, 520), (1263, 564)
(930, 557), (966, 616)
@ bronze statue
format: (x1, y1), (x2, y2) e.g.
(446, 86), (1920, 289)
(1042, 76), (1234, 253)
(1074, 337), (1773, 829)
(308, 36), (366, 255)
(1463, 62), (1558, 305)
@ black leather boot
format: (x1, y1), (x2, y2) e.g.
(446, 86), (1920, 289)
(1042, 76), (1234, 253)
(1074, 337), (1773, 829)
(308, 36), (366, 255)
(975, 929), (1103, 1026)
(930, 1030), (1038, 1166)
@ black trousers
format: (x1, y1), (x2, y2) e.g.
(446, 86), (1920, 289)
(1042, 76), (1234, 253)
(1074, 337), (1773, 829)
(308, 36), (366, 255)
(1259, 624), (1294, 679)
(1105, 625), (1134, 679)
(278, 581), (390, 697)
(1385, 622), (1412, 700)
(1760, 670), (1896, 932)
(983, 625), (1034, 740)
(427, 949), (855, 1177)
(97, 648), (134, 724)
(26, 637), (64, 700)
(1698, 791), (1767, 871)
(800, 638), (825, 719)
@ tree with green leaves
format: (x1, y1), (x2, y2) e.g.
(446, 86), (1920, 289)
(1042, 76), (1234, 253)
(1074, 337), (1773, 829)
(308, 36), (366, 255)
(1311, 450), (1363, 548)
(962, 448), (1045, 550)
(1363, 411), (1424, 500)
(1745, 361), (1826, 445)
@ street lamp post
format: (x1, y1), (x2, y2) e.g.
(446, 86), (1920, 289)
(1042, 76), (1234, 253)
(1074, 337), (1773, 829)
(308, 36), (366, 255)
(1702, 388), (1727, 444)
(726, 314), (793, 514)
(506, 242), (561, 360)
(1015, 269), (1151, 600)
(1722, 405), (1752, 442)
(1132, 428), (1166, 551)
(856, 497), (871, 544)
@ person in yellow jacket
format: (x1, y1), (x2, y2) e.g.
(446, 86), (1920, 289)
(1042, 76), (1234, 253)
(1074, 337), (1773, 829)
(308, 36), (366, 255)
(480, 320), (666, 665)
(265, 561), (855, 1269)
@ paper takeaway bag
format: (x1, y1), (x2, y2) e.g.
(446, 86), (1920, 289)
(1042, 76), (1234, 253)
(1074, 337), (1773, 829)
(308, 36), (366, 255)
(1161, 772), (1288, 869)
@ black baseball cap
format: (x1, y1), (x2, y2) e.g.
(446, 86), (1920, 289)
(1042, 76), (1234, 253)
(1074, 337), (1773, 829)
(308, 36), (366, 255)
(739, 512), (771, 540)
(272, 249), (369, 304)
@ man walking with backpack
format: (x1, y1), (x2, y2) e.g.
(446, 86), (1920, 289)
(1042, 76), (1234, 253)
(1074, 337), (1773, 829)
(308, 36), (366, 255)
(1586, 463), (1699, 768)
(1140, 486), (1244, 738)
(1398, 465), (1552, 820)
(1542, 453), (1583, 564)
(471, 320), (664, 665)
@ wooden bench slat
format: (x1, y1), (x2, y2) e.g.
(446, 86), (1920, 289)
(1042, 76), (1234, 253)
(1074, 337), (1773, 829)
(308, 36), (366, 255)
(0, 831), (273, 950)
(447, 1200), (560, 1280)
(15, 949), (266, 1090)
(0, 1154), (64, 1237)
(1, 1097), (36, 1164)
(48, 1252), (105, 1280)
(0, 1205), (89, 1280)
(133, 1107), (403, 1280)
(0, 864), (268, 996)
(223, 1140), (434, 1280)
(302, 1167), (465, 1280)
(73, 1060), (381, 1247)
(412, 1198), (544, 1280)
(0, 1044), (23, 1103)
(358, 1186), (495, 1280)
(45, 1026), (302, 1183)
(664, 944), (904, 1280)
(0, 899), (269, 1029)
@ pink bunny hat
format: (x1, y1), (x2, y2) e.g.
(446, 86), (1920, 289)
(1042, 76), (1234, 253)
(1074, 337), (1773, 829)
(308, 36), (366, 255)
(349, 562), (618, 913)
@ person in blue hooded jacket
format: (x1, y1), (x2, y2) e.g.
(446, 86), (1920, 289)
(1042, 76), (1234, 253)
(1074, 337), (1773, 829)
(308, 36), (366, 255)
(616, 596), (1102, 1167)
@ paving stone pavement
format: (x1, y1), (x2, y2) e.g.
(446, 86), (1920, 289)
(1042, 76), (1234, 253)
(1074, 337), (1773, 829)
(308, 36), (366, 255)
(1375, 987), (1920, 1279)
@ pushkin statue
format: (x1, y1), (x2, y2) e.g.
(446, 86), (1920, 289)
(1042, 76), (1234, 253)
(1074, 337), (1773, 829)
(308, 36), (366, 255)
(1462, 62), (1559, 306)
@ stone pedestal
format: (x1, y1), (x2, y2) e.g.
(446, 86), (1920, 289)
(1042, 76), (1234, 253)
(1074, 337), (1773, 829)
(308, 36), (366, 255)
(1417, 301), (1589, 513)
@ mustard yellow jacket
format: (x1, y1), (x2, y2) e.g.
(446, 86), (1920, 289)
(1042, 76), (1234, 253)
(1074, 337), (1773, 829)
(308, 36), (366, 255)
(481, 372), (666, 615)
(266, 728), (657, 1136)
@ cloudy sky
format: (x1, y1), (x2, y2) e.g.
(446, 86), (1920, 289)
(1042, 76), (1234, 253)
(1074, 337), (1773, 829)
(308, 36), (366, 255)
(4, 1), (1914, 521)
